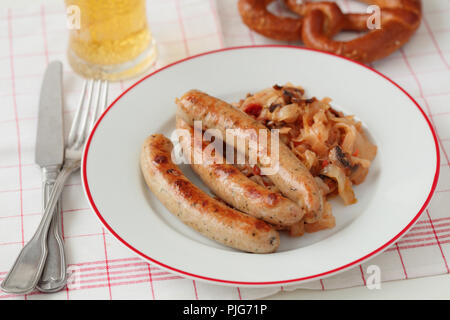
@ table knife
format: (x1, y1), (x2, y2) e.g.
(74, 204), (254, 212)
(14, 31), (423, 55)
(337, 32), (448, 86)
(0, 61), (66, 294)
(35, 61), (67, 292)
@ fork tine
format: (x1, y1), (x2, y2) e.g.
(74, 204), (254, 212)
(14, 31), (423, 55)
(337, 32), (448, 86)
(87, 80), (109, 132)
(68, 80), (87, 146)
(101, 80), (109, 113)
(88, 80), (102, 132)
(68, 79), (109, 150)
(73, 79), (95, 148)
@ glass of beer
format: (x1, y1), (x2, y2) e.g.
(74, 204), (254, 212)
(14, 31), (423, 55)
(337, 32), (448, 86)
(65, 0), (158, 81)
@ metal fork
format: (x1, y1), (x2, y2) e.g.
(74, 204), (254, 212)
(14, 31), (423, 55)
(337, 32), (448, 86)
(0, 79), (109, 294)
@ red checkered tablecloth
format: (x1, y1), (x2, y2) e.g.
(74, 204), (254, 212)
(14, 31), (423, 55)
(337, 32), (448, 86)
(0, 0), (449, 299)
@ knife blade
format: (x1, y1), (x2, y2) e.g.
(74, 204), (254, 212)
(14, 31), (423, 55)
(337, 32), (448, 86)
(35, 61), (64, 167)
(35, 61), (67, 292)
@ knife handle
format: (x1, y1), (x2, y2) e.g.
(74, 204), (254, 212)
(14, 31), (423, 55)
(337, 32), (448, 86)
(0, 162), (77, 294)
(36, 167), (67, 292)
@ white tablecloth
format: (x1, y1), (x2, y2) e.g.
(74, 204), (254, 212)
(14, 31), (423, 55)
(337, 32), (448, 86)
(0, 0), (449, 299)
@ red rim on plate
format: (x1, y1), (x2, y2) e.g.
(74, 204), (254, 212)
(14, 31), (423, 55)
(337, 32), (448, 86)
(82, 45), (440, 286)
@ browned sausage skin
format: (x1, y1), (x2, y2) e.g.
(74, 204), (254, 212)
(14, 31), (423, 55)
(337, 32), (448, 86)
(140, 134), (280, 253)
(176, 117), (303, 227)
(176, 90), (324, 223)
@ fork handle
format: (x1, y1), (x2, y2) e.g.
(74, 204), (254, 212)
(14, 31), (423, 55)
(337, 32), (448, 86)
(0, 160), (80, 294)
(36, 167), (67, 293)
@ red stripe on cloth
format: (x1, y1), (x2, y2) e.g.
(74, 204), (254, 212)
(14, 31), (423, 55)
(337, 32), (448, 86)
(0, 163), (34, 169)
(411, 216), (450, 226)
(192, 280), (199, 300)
(0, 268), (173, 289)
(6, 10), (28, 300)
(359, 265), (366, 286)
(403, 228), (450, 239)
(101, 229), (112, 299)
(237, 287), (242, 300)
(72, 268), (170, 282)
(389, 238), (450, 251)
(146, 271), (172, 277)
(408, 221), (450, 231)
(75, 261), (150, 273)
(423, 219), (450, 228)
(0, 186), (40, 194)
(5, 9), (65, 20)
(404, 218), (450, 234)
(0, 183), (81, 195)
(68, 276), (182, 292)
(0, 212), (41, 220)
(397, 233), (450, 245)
(425, 7), (450, 15)
(426, 210), (450, 273)
(174, 0), (190, 56)
(147, 264), (155, 299)
(424, 91), (450, 99)
(395, 243), (408, 279)
(387, 67), (450, 80)
(77, 267), (151, 279)
(158, 33), (218, 46)
(65, 270), (172, 291)
(7, 9), (24, 249)
(421, 218), (450, 226)
(63, 276), (184, 294)
(69, 257), (141, 268)
(75, 272), (151, 286)
(64, 232), (103, 239)
(422, 16), (450, 70)
(0, 241), (25, 246)
(209, 0), (224, 48)
(320, 279), (325, 290)
(431, 110), (450, 117)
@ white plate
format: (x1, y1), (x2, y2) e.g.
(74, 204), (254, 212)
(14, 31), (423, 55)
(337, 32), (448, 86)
(82, 46), (440, 287)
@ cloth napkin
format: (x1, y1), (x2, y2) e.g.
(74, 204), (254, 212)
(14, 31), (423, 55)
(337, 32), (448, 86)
(0, 0), (449, 300)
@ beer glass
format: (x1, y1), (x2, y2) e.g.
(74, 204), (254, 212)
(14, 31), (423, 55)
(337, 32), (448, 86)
(66, 0), (157, 80)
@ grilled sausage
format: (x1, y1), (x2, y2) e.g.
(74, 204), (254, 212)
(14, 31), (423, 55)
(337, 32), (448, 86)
(176, 90), (324, 223)
(140, 134), (280, 253)
(176, 117), (303, 227)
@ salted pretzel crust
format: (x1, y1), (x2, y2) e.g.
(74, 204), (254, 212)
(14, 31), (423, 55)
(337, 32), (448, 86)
(238, 0), (422, 63)
(238, 0), (304, 41)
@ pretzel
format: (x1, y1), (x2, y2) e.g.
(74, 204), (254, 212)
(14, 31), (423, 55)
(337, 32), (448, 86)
(238, 0), (422, 63)
(237, 0), (304, 41)
(237, 0), (344, 41)
(297, 0), (422, 63)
